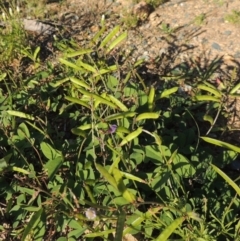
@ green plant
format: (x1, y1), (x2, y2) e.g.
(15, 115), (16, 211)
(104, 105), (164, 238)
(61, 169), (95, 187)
(194, 13), (206, 26)
(0, 3), (27, 68)
(0, 2), (240, 240)
(224, 10), (240, 25)
(121, 9), (140, 28)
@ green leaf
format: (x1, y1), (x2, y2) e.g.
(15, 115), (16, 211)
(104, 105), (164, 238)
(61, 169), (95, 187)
(76, 60), (97, 73)
(21, 207), (43, 241)
(112, 167), (136, 203)
(230, 82), (240, 94)
(65, 96), (91, 109)
(100, 25), (120, 49)
(95, 164), (118, 190)
(119, 127), (142, 146)
(173, 154), (196, 178)
(65, 49), (93, 58)
(201, 136), (240, 153)
(194, 95), (221, 102)
(203, 115), (214, 125)
(11, 167), (30, 175)
(17, 122), (30, 139)
(59, 58), (83, 71)
(71, 128), (87, 137)
(197, 84), (222, 97)
(114, 211), (126, 241)
(7, 110), (34, 120)
(44, 156), (63, 180)
(0, 154), (12, 171)
(105, 112), (136, 121)
(106, 31), (127, 53)
(40, 142), (62, 160)
(84, 229), (115, 238)
(123, 207), (161, 235)
(211, 163), (240, 196)
(155, 216), (185, 241)
(159, 87), (178, 98)
(0, 72), (6, 81)
(69, 76), (91, 89)
(78, 88), (118, 109)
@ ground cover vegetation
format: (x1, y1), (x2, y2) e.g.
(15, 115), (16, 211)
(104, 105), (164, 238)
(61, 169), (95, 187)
(0, 0), (240, 240)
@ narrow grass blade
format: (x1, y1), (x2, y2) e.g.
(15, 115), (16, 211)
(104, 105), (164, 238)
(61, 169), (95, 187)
(114, 211), (126, 241)
(105, 112), (136, 121)
(95, 163), (118, 190)
(100, 25), (120, 49)
(59, 58), (83, 71)
(65, 49), (93, 58)
(159, 87), (178, 98)
(21, 208), (43, 241)
(201, 136), (240, 153)
(65, 96), (91, 109)
(78, 88), (118, 109)
(76, 60), (97, 73)
(112, 167), (136, 203)
(194, 95), (221, 102)
(197, 84), (222, 97)
(71, 128), (87, 137)
(123, 207), (161, 235)
(211, 163), (240, 196)
(107, 94), (128, 111)
(84, 229), (115, 238)
(230, 82), (240, 94)
(51, 77), (69, 87)
(7, 110), (34, 120)
(135, 112), (159, 121)
(119, 127), (142, 146)
(106, 31), (127, 53)
(11, 167), (30, 175)
(121, 171), (147, 184)
(155, 216), (185, 241)
(69, 77), (90, 89)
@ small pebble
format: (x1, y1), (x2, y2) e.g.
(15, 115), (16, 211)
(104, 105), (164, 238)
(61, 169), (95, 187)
(223, 30), (232, 36)
(211, 42), (222, 51)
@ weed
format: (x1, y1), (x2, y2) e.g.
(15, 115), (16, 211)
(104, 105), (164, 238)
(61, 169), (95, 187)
(224, 10), (240, 25)
(0, 4), (26, 67)
(194, 13), (206, 26)
(0, 1), (240, 240)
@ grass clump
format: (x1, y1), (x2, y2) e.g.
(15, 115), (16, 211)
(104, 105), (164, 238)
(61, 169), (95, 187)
(224, 10), (240, 25)
(0, 4), (27, 68)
